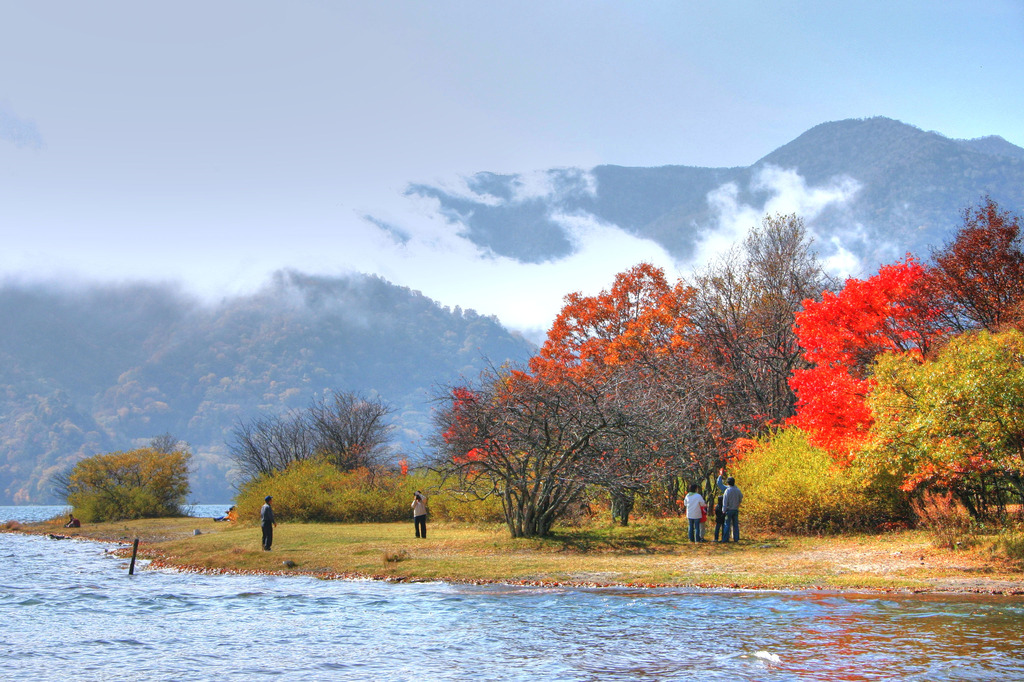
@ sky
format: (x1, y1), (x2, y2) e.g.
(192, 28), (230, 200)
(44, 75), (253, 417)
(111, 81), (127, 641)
(2, 1), (1022, 341)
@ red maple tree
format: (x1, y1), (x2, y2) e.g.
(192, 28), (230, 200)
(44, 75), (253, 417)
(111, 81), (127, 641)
(789, 257), (949, 459)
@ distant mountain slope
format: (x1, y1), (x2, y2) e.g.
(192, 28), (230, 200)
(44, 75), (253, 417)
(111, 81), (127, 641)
(408, 117), (1024, 271)
(0, 272), (535, 503)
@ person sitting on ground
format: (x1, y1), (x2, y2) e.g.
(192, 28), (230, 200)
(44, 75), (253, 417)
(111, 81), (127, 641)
(64, 513), (80, 528)
(213, 505), (237, 522)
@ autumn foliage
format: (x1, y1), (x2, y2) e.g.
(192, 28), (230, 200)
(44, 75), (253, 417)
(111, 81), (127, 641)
(789, 257), (949, 459)
(930, 197), (1024, 332)
(435, 200), (1024, 535)
(786, 198), (1024, 520)
(530, 262), (696, 379)
(55, 447), (192, 522)
(436, 215), (833, 535)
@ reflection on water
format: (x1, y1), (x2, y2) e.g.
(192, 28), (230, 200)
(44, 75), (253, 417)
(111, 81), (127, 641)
(1, 510), (1023, 681)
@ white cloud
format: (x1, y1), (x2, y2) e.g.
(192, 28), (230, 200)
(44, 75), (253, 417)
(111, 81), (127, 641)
(693, 165), (863, 276)
(509, 168), (598, 203)
(356, 193), (674, 344)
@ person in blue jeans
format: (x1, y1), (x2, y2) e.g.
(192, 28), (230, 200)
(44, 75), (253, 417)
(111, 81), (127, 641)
(683, 483), (706, 542)
(716, 470), (743, 542)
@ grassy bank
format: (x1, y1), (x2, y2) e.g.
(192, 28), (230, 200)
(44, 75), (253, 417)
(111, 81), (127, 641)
(11, 516), (1024, 595)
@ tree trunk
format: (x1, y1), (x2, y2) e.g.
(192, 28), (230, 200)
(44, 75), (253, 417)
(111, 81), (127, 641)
(610, 489), (634, 527)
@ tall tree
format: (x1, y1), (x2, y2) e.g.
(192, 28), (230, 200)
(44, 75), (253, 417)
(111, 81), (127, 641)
(689, 214), (833, 433)
(866, 329), (1024, 516)
(228, 390), (395, 483)
(227, 410), (318, 481)
(308, 391), (396, 472)
(929, 197), (1024, 332)
(530, 262), (695, 380)
(433, 370), (599, 538)
(529, 263), (704, 523)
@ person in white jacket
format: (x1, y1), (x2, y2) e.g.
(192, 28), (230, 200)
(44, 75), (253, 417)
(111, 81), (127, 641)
(412, 491), (428, 538)
(683, 483), (706, 542)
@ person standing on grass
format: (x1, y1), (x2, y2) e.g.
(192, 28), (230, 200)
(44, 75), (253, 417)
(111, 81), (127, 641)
(713, 495), (726, 542)
(412, 490), (427, 539)
(716, 470), (743, 542)
(260, 495), (276, 551)
(683, 483), (706, 543)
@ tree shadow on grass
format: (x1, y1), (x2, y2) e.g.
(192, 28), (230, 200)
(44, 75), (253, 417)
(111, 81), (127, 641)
(541, 521), (691, 554)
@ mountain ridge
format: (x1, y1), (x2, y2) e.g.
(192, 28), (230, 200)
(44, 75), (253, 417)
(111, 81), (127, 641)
(408, 117), (1024, 271)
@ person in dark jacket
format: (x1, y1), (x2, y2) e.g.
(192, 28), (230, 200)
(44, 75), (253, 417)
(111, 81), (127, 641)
(716, 470), (743, 542)
(713, 496), (726, 542)
(260, 496), (276, 551)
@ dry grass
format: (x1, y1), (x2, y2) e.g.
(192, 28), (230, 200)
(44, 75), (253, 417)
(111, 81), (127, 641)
(11, 516), (1024, 594)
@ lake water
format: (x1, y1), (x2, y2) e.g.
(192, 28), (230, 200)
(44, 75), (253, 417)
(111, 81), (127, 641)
(2, 506), (1023, 681)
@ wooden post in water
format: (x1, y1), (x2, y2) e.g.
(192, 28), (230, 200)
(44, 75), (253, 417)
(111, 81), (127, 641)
(128, 538), (139, 575)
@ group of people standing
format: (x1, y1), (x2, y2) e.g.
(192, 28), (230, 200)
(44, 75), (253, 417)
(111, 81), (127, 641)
(682, 470), (743, 543)
(256, 479), (736, 550)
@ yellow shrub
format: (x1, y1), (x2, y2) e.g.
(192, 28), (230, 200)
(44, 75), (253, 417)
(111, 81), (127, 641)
(234, 461), (504, 525)
(732, 428), (903, 534)
(62, 448), (191, 522)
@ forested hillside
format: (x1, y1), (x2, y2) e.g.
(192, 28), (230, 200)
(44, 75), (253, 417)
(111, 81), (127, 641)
(0, 271), (534, 503)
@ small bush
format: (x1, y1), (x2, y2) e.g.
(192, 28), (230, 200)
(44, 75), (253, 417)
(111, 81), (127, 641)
(1000, 532), (1024, 561)
(236, 460), (414, 523)
(912, 491), (975, 549)
(424, 484), (505, 524)
(731, 427), (903, 534)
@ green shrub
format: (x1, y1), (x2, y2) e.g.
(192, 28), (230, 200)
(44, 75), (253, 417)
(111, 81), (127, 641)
(424, 481), (505, 524)
(1000, 532), (1024, 561)
(731, 427), (903, 534)
(57, 448), (191, 522)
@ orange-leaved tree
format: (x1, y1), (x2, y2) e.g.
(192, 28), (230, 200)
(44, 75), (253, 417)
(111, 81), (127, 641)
(528, 263), (709, 523)
(530, 262), (695, 380)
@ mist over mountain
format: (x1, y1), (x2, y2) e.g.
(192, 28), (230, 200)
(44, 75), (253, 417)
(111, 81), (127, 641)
(409, 117), (1024, 274)
(5, 116), (1023, 505)
(0, 272), (534, 503)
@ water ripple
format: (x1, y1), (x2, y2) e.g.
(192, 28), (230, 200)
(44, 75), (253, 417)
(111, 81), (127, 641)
(1, 531), (1023, 680)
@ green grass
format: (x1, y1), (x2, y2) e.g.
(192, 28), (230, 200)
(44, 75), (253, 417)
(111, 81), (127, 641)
(15, 516), (1024, 593)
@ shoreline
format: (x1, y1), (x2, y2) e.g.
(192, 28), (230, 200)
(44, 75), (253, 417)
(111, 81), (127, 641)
(10, 518), (1024, 597)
